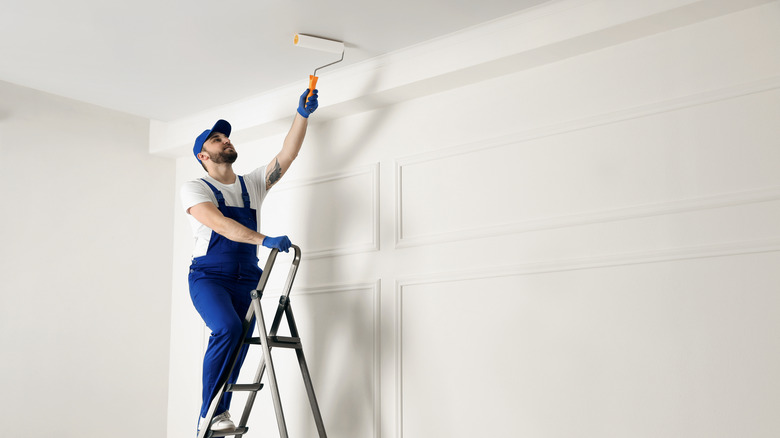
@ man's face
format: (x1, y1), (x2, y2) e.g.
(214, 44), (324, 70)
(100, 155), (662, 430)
(202, 132), (237, 164)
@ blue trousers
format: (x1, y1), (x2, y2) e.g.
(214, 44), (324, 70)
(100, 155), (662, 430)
(188, 260), (262, 418)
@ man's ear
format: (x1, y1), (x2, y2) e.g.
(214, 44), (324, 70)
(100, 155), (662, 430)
(197, 152), (209, 162)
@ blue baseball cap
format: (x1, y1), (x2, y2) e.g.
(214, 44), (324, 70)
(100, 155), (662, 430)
(193, 119), (232, 162)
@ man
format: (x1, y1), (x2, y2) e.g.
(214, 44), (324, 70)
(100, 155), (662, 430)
(180, 88), (318, 433)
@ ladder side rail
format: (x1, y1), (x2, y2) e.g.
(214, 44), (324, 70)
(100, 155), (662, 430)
(268, 295), (290, 339)
(235, 290), (271, 436)
(252, 293), (289, 437)
(234, 247), (286, 436)
(256, 248), (281, 293)
(280, 244), (301, 300)
(268, 244), (301, 337)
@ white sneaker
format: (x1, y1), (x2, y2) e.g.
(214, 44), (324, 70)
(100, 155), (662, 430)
(210, 411), (236, 431)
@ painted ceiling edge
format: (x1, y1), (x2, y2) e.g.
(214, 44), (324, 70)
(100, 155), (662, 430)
(148, 0), (759, 157)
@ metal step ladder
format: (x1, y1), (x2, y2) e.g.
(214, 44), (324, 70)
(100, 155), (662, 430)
(197, 245), (327, 438)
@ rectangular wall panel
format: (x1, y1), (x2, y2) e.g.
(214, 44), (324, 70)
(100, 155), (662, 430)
(262, 164), (379, 258)
(236, 283), (380, 437)
(396, 85), (780, 246)
(399, 252), (780, 438)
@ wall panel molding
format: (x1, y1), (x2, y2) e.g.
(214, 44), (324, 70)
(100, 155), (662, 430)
(266, 280), (382, 438)
(397, 238), (780, 289)
(395, 76), (780, 248)
(398, 185), (780, 248)
(394, 237), (780, 435)
(273, 163), (380, 259)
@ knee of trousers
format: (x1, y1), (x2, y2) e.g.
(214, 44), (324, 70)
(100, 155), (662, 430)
(211, 318), (244, 343)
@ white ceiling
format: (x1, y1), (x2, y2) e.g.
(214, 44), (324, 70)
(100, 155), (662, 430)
(0, 0), (551, 121)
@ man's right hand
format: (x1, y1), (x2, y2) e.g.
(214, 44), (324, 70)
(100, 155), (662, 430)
(297, 89), (319, 118)
(262, 235), (292, 252)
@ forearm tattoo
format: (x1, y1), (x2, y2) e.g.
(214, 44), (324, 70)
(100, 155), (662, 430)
(268, 159), (282, 187)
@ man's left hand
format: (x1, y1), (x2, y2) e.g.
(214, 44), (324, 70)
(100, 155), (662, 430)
(262, 235), (292, 252)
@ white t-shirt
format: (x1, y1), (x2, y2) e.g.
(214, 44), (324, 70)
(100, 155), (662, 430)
(180, 166), (267, 258)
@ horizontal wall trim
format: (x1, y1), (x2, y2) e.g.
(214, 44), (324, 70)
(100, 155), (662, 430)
(396, 76), (780, 248)
(261, 281), (378, 298)
(273, 163), (379, 192)
(399, 186), (780, 248)
(397, 238), (780, 288)
(396, 75), (780, 169)
(274, 163), (380, 259)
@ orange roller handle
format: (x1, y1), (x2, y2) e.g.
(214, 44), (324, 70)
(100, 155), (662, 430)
(308, 75), (319, 98)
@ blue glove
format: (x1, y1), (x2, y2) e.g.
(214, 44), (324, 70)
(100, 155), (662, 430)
(297, 89), (318, 118)
(262, 235), (292, 252)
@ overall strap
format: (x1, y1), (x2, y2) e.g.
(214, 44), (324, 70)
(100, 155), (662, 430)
(238, 175), (251, 209)
(200, 178), (226, 207)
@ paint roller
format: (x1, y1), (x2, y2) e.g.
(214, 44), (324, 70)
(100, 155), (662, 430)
(294, 34), (345, 99)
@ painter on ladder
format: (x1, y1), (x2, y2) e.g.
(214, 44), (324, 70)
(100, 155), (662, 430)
(180, 88), (319, 433)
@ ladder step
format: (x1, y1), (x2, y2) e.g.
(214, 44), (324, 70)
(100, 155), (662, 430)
(226, 383), (263, 392)
(207, 427), (249, 437)
(269, 336), (301, 348)
(243, 336), (301, 348)
(271, 336), (300, 344)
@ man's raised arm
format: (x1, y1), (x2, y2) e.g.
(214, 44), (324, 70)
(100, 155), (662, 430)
(265, 89), (318, 190)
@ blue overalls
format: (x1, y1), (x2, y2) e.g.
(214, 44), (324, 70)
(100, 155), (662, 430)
(188, 175), (262, 418)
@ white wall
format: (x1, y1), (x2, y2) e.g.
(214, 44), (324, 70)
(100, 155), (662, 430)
(0, 81), (174, 437)
(164, 1), (780, 437)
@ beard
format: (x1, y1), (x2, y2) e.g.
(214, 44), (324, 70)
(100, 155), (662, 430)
(209, 148), (238, 164)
